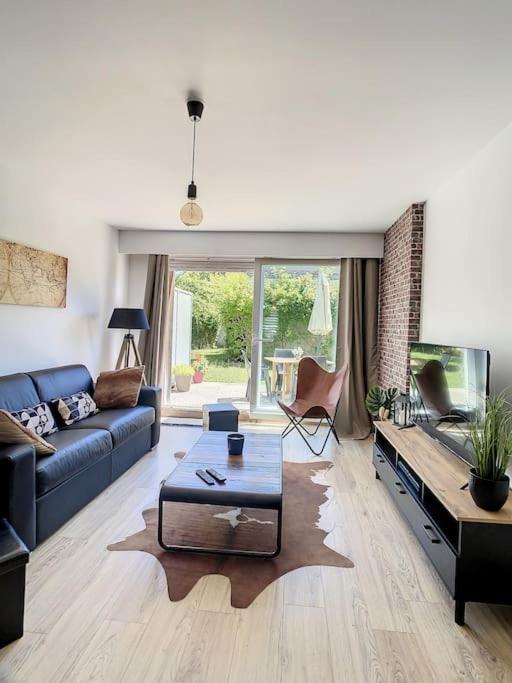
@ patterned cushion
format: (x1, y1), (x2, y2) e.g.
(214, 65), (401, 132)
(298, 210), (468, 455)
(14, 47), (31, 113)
(0, 410), (56, 456)
(54, 391), (98, 426)
(10, 402), (58, 437)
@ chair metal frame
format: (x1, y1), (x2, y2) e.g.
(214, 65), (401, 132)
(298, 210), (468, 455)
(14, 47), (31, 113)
(281, 407), (341, 456)
(279, 358), (347, 456)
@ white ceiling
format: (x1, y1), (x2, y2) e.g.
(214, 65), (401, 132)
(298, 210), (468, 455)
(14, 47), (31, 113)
(1, 0), (512, 232)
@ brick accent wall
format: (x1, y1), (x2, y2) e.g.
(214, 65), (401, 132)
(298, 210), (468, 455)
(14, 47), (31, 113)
(378, 203), (425, 392)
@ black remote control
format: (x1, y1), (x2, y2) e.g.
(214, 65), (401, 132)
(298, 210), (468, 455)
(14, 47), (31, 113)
(196, 469), (215, 485)
(206, 468), (227, 483)
(398, 423), (416, 430)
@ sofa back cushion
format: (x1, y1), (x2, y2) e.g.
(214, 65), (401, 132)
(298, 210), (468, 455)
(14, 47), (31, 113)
(0, 373), (41, 412)
(28, 365), (94, 403)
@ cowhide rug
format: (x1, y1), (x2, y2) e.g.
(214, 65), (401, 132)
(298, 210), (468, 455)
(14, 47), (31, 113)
(108, 460), (353, 608)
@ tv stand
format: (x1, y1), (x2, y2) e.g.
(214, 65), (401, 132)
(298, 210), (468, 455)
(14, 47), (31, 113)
(374, 422), (512, 625)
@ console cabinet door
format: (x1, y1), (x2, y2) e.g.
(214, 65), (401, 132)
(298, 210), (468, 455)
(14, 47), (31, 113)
(373, 447), (456, 595)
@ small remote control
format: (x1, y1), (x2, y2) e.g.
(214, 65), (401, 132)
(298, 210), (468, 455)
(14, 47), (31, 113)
(206, 468), (226, 483)
(398, 423), (416, 430)
(196, 469), (215, 485)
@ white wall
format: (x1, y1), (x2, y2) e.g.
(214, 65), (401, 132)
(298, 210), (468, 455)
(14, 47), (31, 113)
(127, 254), (148, 309)
(0, 166), (128, 378)
(421, 122), (512, 392)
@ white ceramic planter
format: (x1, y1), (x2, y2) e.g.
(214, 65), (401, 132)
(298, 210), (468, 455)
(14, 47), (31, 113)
(175, 374), (192, 392)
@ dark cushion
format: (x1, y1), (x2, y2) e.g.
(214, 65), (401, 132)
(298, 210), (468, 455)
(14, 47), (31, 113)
(36, 429), (113, 496)
(0, 374), (40, 413)
(64, 406), (155, 447)
(28, 365), (94, 404)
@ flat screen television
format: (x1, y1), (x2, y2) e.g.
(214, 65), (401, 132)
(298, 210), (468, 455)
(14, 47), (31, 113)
(409, 342), (490, 465)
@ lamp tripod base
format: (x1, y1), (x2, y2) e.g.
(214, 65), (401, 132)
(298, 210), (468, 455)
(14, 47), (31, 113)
(115, 333), (147, 385)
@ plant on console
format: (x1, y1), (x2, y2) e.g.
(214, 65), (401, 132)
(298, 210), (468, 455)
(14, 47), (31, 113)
(468, 391), (512, 511)
(365, 386), (398, 420)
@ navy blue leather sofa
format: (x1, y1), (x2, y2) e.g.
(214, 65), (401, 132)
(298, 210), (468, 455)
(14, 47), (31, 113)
(0, 365), (161, 550)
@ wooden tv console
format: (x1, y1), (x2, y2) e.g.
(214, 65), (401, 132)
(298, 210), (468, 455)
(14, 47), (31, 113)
(373, 421), (512, 625)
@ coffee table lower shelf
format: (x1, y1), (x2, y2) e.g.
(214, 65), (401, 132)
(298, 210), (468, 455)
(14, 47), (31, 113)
(157, 497), (282, 558)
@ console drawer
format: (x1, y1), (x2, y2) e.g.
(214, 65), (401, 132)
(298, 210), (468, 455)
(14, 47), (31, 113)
(373, 448), (456, 595)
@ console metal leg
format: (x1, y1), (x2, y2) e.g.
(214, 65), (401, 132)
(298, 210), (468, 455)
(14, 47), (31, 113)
(455, 600), (465, 626)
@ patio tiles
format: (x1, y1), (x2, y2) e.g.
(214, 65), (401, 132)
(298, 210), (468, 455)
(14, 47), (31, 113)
(170, 381), (248, 411)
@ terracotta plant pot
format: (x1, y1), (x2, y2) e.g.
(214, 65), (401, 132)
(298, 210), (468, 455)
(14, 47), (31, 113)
(175, 375), (192, 392)
(469, 468), (510, 511)
(193, 371), (204, 384)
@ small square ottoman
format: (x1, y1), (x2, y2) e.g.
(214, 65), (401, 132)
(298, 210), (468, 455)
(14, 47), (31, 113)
(202, 402), (239, 432)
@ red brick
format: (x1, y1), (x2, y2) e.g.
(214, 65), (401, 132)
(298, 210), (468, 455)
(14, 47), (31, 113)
(377, 202), (425, 393)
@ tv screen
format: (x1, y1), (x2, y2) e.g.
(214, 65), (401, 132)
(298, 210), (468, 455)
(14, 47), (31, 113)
(409, 342), (490, 465)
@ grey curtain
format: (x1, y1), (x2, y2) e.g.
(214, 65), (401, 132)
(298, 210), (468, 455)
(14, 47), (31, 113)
(335, 258), (379, 439)
(138, 255), (174, 389)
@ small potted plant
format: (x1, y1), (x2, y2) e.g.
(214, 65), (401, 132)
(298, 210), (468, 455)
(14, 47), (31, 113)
(366, 386), (398, 420)
(468, 391), (512, 511)
(173, 365), (194, 392)
(192, 355), (208, 384)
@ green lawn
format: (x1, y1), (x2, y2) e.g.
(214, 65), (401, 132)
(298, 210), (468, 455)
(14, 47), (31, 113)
(193, 348), (247, 383)
(411, 348), (464, 388)
(205, 365), (247, 383)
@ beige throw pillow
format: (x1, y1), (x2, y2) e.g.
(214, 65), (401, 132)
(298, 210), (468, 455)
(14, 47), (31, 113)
(94, 366), (145, 409)
(0, 409), (57, 456)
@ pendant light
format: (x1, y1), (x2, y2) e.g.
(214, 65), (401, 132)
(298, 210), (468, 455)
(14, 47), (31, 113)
(180, 99), (204, 227)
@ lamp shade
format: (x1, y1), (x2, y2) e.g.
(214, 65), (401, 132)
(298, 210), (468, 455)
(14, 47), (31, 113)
(108, 308), (150, 330)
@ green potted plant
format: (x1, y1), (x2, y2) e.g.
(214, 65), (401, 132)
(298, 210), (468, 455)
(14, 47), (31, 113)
(192, 354), (208, 384)
(173, 364), (194, 392)
(468, 391), (512, 511)
(365, 386), (398, 420)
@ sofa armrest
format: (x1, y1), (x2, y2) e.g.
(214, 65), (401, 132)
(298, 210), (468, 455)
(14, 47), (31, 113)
(138, 386), (162, 448)
(0, 444), (36, 550)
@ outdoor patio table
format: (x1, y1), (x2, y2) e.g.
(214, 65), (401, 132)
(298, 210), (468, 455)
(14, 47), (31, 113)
(264, 356), (300, 397)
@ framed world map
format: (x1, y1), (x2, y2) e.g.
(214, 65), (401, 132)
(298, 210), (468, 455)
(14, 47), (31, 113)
(0, 239), (68, 308)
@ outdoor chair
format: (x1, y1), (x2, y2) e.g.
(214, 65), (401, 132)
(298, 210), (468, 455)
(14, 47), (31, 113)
(242, 349), (271, 401)
(310, 355), (328, 369)
(278, 357), (348, 456)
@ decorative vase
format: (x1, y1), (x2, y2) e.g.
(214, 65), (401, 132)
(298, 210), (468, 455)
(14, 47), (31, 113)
(378, 407), (390, 421)
(175, 375), (192, 392)
(193, 371), (204, 384)
(468, 468), (510, 511)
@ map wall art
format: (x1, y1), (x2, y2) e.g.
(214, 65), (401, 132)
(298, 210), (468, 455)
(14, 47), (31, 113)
(0, 238), (68, 308)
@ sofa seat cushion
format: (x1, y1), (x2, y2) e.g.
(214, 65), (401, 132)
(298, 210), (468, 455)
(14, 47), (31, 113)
(36, 428), (113, 496)
(64, 406), (155, 447)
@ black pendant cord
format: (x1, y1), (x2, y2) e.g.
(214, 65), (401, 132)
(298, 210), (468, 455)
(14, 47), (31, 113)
(191, 119), (197, 183)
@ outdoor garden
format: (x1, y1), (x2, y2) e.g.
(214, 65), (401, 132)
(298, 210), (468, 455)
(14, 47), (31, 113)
(174, 266), (340, 388)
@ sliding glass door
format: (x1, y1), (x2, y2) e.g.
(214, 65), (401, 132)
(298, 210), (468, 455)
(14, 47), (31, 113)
(250, 259), (340, 417)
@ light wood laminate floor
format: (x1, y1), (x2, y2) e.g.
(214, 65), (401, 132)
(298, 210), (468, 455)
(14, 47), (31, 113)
(1, 423), (512, 682)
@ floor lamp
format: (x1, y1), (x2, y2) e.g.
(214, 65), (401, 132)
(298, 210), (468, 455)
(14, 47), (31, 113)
(108, 308), (150, 384)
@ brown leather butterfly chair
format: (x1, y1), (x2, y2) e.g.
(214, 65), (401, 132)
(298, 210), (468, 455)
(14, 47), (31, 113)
(278, 357), (349, 456)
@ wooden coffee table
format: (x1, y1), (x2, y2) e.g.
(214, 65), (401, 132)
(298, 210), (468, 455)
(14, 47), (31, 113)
(158, 431), (283, 557)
